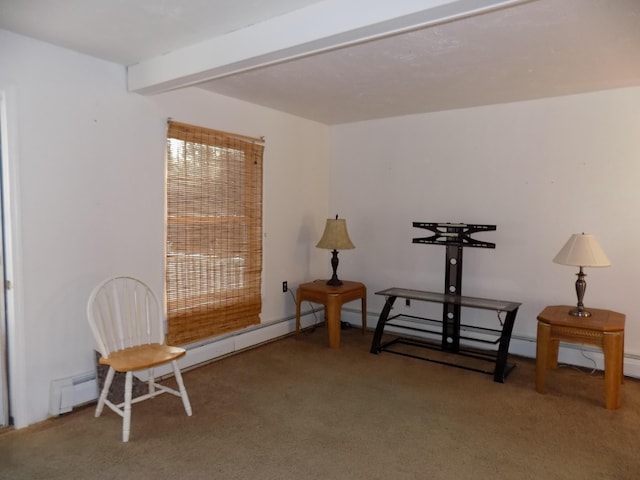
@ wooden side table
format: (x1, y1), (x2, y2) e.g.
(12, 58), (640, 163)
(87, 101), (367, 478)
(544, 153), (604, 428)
(535, 305), (625, 409)
(295, 280), (367, 348)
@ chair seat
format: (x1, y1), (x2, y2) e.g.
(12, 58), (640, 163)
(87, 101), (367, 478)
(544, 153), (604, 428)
(99, 343), (186, 372)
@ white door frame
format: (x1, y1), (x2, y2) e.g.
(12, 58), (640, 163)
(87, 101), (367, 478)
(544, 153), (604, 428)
(0, 88), (26, 427)
(0, 91), (6, 426)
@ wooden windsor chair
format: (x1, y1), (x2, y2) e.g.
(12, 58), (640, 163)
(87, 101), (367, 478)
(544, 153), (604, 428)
(87, 276), (192, 442)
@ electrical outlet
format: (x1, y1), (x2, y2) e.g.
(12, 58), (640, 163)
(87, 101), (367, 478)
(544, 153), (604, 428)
(282, 281), (288, 292)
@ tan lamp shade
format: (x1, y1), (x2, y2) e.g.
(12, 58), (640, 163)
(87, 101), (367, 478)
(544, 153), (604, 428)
(316, 218), (355, 250)
(553, 233), (611, 267)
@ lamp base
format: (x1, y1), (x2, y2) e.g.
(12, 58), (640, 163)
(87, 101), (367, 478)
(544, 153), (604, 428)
(326, 249), (343, 286)
(569, 307), (592, 318)
(570, 267), (591, 317)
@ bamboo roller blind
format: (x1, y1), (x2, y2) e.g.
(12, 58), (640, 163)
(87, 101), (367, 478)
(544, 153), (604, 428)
(165, 120), (264, 345)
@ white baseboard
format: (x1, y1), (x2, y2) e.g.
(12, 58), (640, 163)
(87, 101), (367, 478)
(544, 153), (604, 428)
(53, 306), (639, 415)
(340, 308), (640, 379)
(49, 372), (98, 416)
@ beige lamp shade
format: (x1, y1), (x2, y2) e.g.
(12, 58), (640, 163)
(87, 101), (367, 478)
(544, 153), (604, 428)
(553, 233), (611, 267)
(316, 218), (355, 250)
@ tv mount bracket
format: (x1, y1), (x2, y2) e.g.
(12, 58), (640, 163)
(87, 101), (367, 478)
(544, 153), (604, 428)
(412, 222), (496, 249)
(412, 222), (496, 351)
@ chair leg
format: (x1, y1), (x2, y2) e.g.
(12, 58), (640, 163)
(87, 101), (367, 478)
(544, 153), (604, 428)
(95, 366), (115, 417)
(172, 360), (192, 416)
(148, 367), (155, 395)
(122, 371), (133, 442)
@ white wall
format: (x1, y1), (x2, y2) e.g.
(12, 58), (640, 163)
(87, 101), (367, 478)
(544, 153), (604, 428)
(4, 25), (639, 428)
(330, 86), (640, 370)
(0, 29), (329, 427)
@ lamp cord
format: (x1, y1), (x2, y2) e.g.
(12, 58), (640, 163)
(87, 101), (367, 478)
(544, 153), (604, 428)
(286, 287), (322, 334)
(558, 347), (597, 375)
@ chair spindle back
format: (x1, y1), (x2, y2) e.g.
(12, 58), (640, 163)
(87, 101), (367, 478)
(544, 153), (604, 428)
(87, 276), (164, 357)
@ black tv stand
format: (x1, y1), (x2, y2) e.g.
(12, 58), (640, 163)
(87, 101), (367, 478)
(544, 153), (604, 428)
(370, 288), (521, 382)
(369, 222), (521, 382)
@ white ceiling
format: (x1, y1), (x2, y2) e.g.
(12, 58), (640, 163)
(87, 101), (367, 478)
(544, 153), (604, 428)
(1, 0), (639, 125)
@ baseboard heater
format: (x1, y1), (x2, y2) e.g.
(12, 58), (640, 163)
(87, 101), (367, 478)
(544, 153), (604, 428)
(49, 372), (98, 416)
(48, 313), (308, 416)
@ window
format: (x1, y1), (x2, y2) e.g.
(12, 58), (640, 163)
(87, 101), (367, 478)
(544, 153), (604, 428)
(165, 120), (264, 345)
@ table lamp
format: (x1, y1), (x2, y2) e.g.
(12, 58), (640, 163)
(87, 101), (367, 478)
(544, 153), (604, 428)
(553, 233), (611, 317)
(316, 215), (355, 286)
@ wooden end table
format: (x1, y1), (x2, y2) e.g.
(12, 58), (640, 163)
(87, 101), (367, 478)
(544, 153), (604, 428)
(295, 280), (367, 348)
(535, 305), (625, 409)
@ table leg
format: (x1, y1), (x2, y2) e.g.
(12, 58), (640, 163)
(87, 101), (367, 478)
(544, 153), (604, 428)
(326, 298), (341, 349)
(535, 321), (551, 393)
(548, 339), (560, 369)
(621, 332), (625, 385)
(361, 293), (367, 334)
(603, 331), (623, 409)
(295, 290), (302, 339)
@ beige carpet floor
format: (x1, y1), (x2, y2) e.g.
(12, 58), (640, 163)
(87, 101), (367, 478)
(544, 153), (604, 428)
(1, 326), (639, 479)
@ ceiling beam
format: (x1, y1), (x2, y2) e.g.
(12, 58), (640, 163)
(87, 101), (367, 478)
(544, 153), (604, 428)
(127, 0), (531, 95)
